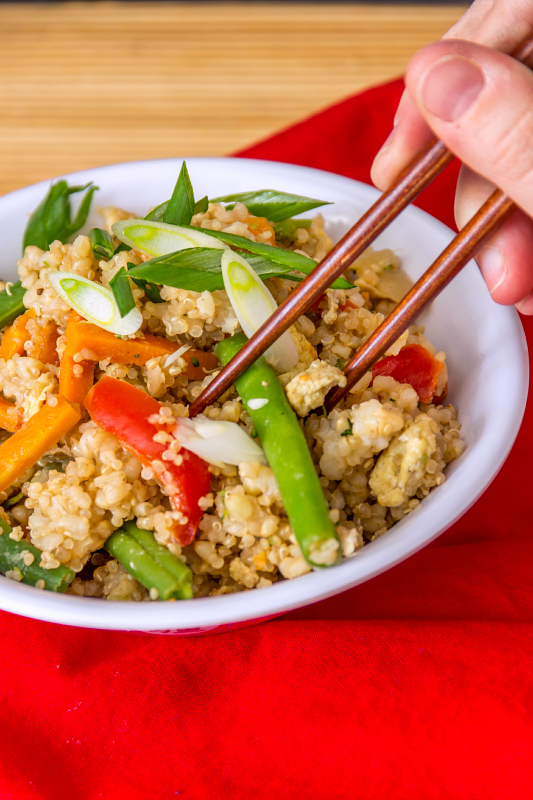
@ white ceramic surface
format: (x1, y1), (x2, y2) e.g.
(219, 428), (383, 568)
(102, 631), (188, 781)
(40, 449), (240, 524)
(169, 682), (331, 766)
(0, 157), (528, 633)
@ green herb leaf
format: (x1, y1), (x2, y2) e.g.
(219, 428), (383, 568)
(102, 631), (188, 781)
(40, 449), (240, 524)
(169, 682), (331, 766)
(88, 228), (114, 260)
(23, 181), (97, 252)
(178, 224), (352, 289)
(190, 356), (200, 368)
(163, 162), (196, 226)
(109, 267), (136, 318)
(341, 419), (353, 437)
(114, 242), (132, 254)
(0, 281), (26, 329)
(209, 190), (331, 222)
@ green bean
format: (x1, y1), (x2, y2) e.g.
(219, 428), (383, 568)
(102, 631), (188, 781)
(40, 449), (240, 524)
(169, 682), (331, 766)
(216, 334), (341, 569)
(105, 529), (191, 600)
(0, 519), (75, 592)
(122, 521), (193, 599)
(0, 281), (26, 330)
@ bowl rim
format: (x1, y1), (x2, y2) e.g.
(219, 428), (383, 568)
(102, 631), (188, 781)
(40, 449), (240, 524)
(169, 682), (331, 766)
(0, 156), (529, 631)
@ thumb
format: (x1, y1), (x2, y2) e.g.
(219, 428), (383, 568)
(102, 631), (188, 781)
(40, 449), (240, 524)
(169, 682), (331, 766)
(405, 39), (533, 219)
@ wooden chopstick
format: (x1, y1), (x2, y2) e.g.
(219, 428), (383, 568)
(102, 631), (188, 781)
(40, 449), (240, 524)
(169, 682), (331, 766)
(324, 187), (515, 411)
(190, 36), (533, 418)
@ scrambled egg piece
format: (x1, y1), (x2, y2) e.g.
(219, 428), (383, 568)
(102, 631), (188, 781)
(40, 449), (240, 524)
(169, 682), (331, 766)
(318, 399), (405, 481)
(285, 359), (347, 417)
(369, 413), (439, 507)
(278, 327), (318, 386)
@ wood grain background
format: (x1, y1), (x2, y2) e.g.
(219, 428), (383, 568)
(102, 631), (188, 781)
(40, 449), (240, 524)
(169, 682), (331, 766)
(0, 2), (467, 196)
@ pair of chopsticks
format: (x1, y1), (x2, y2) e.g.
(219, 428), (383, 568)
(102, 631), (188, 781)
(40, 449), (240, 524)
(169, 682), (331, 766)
(190, 36), (533, 418)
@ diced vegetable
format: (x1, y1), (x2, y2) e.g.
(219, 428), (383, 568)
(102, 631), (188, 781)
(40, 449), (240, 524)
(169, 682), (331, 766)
(0, 398), (22, 433)
(122, 521), (193, 598)
(61, 313), (218, 377)
(216, 334), (341, 569)
(46, 270), (142, 335)
(105, 528), (192, 600)
(274, 218), (312, 242)
(371, 343), (444, 404)
(0, 519), (75, 592)
(245, 216), (276, 244)
(0, 281), (26, 330)
(112, 219), (228, 258)
(58, 311), (96, 407)
(88, 228), (114, 260)
(209, 189), (331, 222)
(221, 250), (298, 372)
(0, 309), (35, 360)
(23, 180), (97, 252)
(84, 376), (211, 546)
(0, 396), (80, 493)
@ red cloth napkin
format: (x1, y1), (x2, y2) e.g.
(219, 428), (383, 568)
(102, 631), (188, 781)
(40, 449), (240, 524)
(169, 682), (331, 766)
(2, 79), (532, 800)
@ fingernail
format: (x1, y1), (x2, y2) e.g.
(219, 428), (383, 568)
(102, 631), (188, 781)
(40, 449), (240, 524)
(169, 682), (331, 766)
(420, 56), (485, 122)
(478, 246), (507, 295)
(516, 290), (533, 314)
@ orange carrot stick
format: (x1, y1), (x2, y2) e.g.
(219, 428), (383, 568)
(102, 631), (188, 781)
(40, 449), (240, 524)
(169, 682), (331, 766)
(33, 320), (59, 366)
(64, 316), (219, 379)
(0, 309), (35, 360)
(0, 396), (80, 492)
(0, 398), (22, 433)
(58, 312), (96, 408)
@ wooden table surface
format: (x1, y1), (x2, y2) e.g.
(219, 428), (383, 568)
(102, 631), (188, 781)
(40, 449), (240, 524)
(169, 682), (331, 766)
(0, 2), (467, 196)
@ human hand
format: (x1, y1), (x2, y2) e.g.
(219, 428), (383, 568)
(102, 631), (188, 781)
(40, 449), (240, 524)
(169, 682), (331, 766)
(371, 0), (533, 314)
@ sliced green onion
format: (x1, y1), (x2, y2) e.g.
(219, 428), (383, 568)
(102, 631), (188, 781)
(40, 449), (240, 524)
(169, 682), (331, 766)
(114, 242), (132, 254)
(174, 416), (267, 467)
(4, 491), (23, 508)
(126, 248), (299, 293)
(179, 225), (352, 290)
(114, 218), (351, 290)
(210, 189), (331, 222)
(194, 195), (209, 215)
(221, 250), (298, 373)
(109, 267), (136, 318)
(46, 270), (142, 335)
(88, 227), (114, 260)
(112, 219), (229, 258)
(163, 161), (196, 226)
(145, 195), (209, 224)
(127, 271), (164, 304)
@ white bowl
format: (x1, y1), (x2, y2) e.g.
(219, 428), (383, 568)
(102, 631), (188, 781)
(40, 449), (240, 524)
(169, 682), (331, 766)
(0, 157), (528, 634)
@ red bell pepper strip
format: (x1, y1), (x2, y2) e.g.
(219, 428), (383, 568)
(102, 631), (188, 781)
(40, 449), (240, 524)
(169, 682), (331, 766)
(371, 343), (444, 404)
(84, 375), (211, 546)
